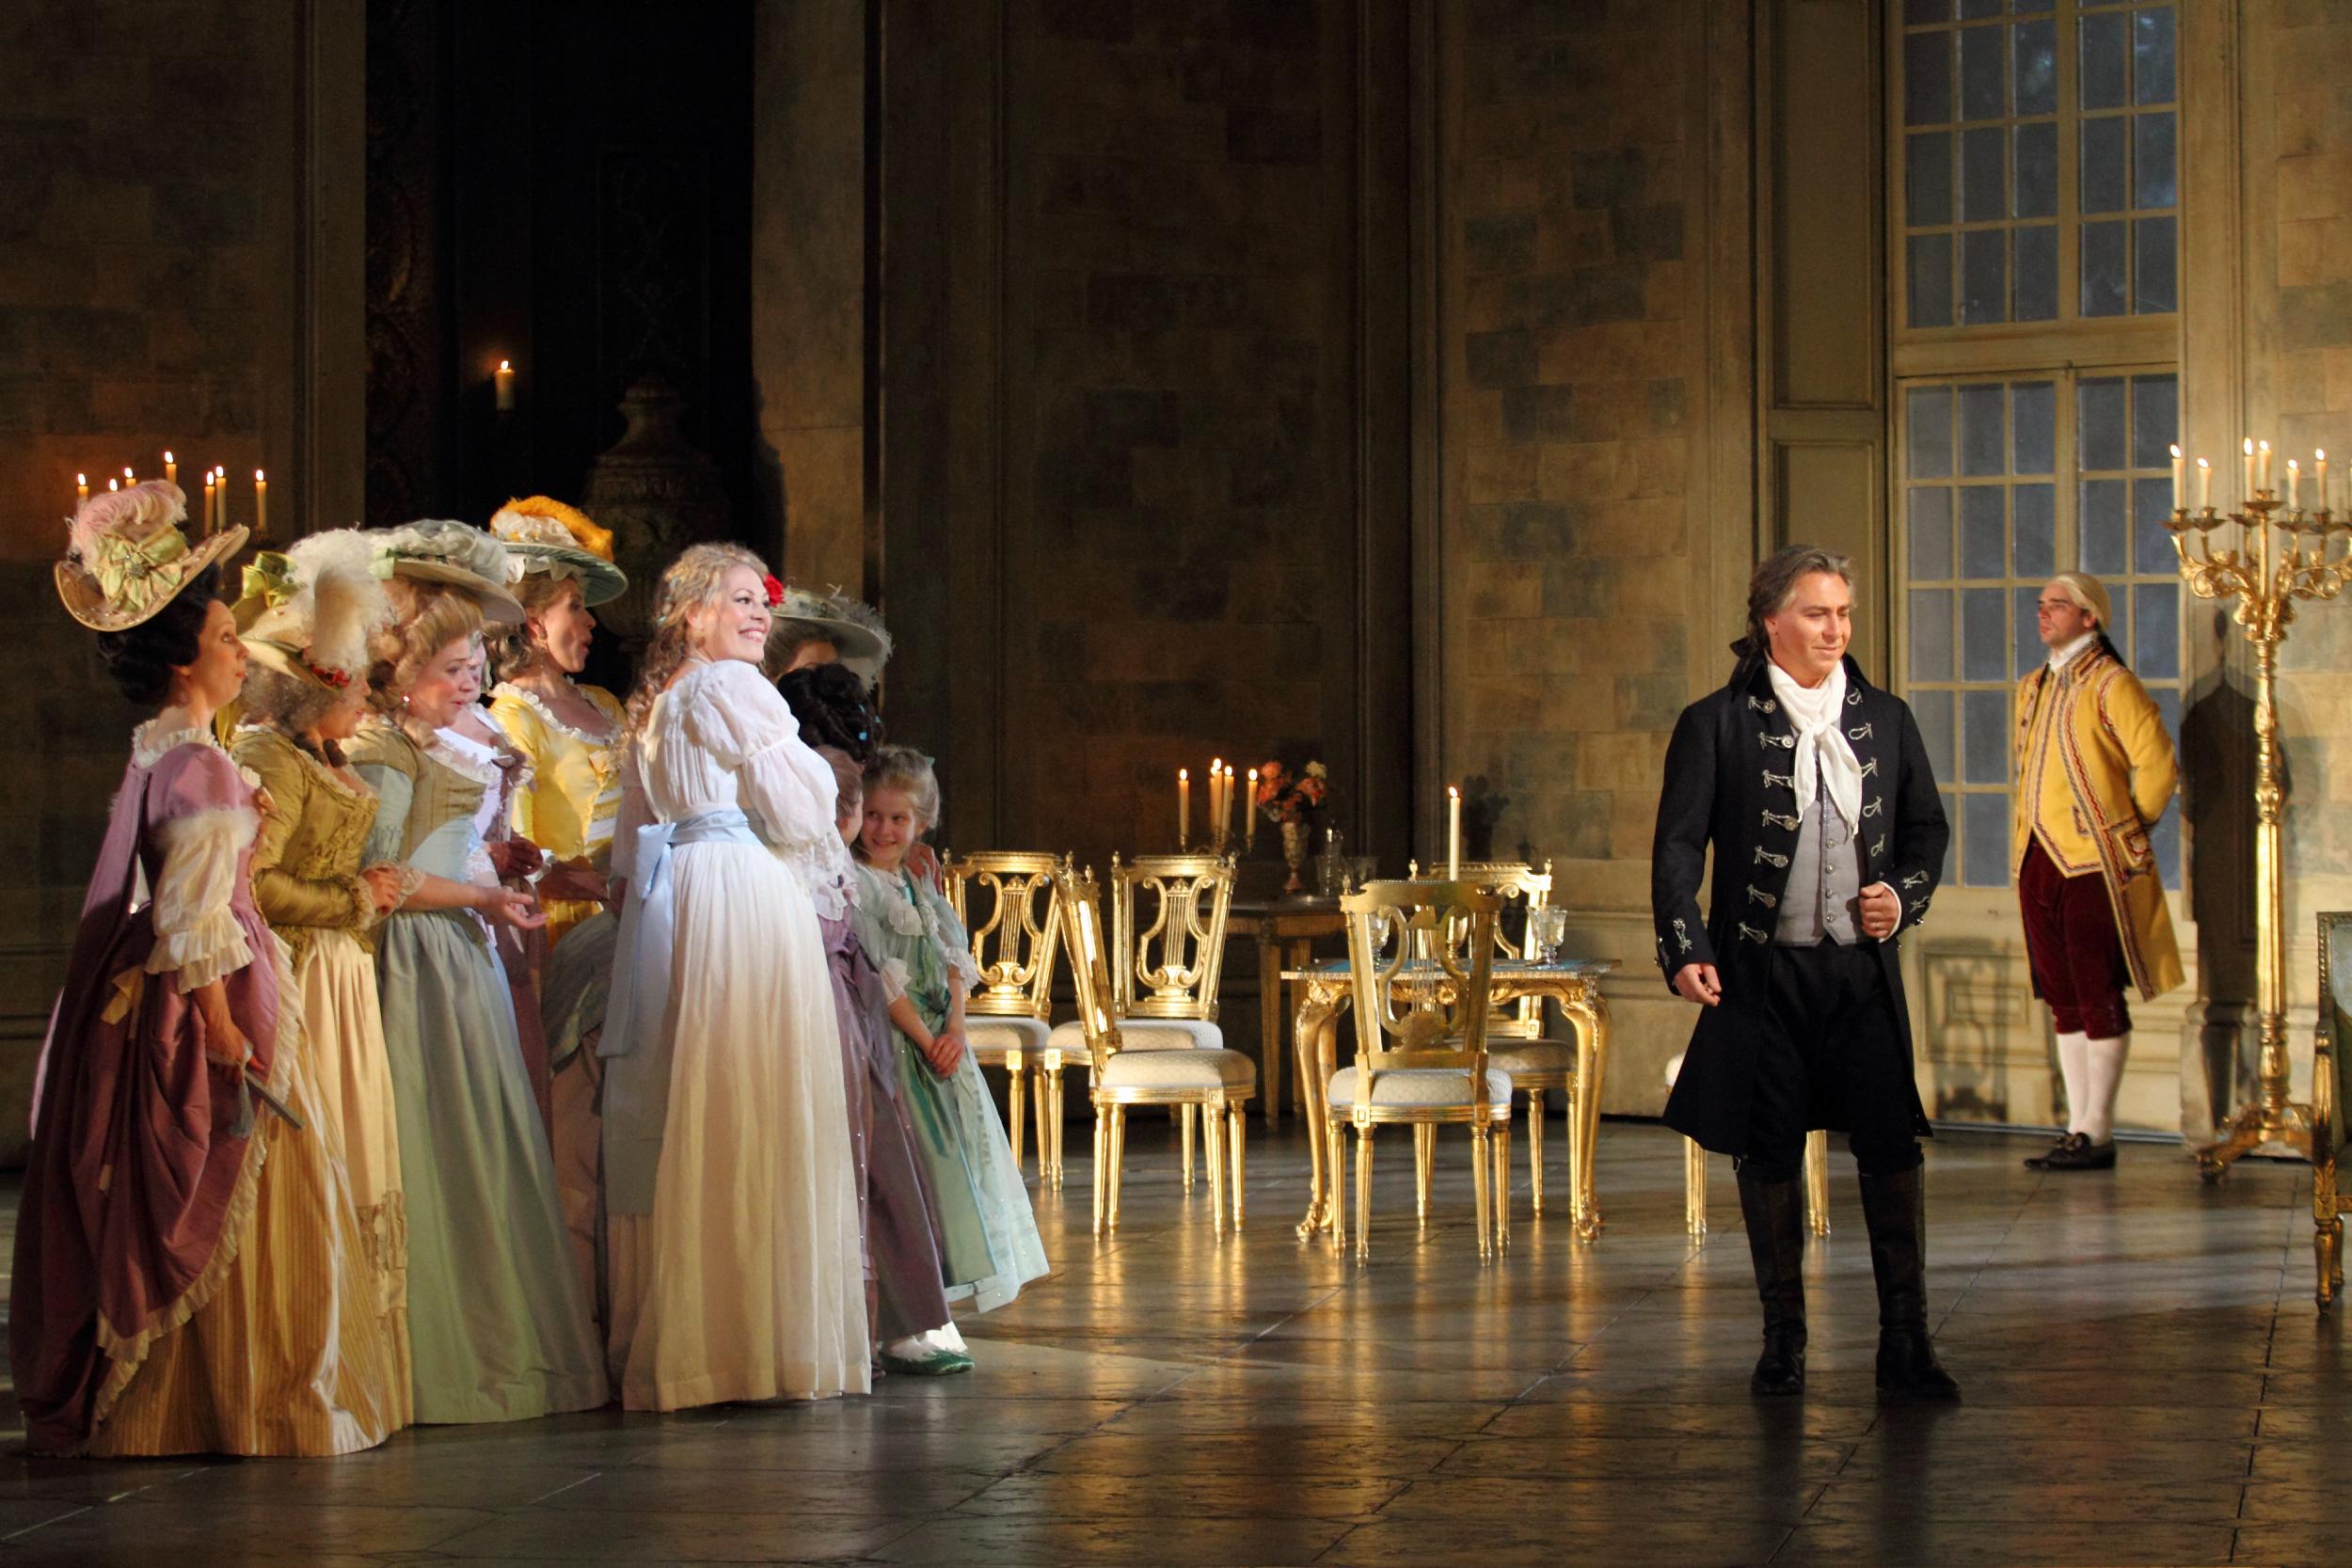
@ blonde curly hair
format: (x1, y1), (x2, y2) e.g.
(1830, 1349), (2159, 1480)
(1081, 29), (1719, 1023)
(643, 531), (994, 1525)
(625, 542), (771, 736)
(370, 578), (486, 740)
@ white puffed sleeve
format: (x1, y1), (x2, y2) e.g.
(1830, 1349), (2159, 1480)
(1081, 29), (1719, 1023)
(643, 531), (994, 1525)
(147, 805), (259, 992)
(684, 660), (856, 915)
(610, 745), (652, 887)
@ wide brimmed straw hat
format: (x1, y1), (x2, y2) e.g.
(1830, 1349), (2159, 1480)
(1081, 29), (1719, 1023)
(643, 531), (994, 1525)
(55, 481), (246, 631)
(771, 585), (892, 668)
(373, 519), (525, 625)
(488, 496), (628, 607)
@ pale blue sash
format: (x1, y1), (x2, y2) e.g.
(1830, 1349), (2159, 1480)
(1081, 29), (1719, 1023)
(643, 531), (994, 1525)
(599, 806), (762, 1215)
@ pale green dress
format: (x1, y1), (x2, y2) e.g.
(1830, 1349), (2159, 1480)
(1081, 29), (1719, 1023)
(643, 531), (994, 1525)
(350, 720), (609, 1422)
(850, 863), (1049, 1310)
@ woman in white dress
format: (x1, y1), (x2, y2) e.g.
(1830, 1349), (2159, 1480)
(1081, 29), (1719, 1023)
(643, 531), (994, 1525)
(601, 544), (869, 1408)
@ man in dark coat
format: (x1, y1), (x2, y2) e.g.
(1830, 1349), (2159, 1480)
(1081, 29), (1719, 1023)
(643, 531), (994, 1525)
(1651, 544), (1959, 1401)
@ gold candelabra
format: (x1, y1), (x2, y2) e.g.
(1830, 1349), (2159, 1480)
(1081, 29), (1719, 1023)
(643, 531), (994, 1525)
(2167, 449), (2349, 1181)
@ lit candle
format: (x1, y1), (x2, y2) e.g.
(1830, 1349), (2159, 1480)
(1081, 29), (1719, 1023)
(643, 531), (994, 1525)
(495, 358), (516, 413)
(1223, 765), (1236, 844)
(2244, 438), (2256, 502)
(2320, 450), (2330, 515)
(2287, 458), (2300, 511)
(107, 477), (119, 492)
(1179, 768), (1190, 849)
(163, 450), (176, 486)
(122, 467), (135, 488)
(2170, 444), (2185, 513)
(202, 472), (215, 534)
(75, 472), (87, 505)
(2197, 457), (2212, 513)
(1245, 768), (1259, 850)
(254, 469), (266, 537)
(1447, 785), (1462, 880)
(2259, 439), (2273, 495)
(214, 467), (228, 531)
(1209, 758), (1224, 844)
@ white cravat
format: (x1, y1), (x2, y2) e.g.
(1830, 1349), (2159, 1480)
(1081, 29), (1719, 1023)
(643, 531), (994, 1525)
(2046, 630), (2097, 673)
(1765, 658), (1863, 832)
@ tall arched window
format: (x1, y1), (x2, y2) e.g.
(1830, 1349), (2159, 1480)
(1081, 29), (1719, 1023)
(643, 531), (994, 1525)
(1892, 0), (2183, 889)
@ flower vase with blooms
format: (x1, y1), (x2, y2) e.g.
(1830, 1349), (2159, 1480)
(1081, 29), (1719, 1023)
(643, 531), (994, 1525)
(1256, 760), (1329, 893)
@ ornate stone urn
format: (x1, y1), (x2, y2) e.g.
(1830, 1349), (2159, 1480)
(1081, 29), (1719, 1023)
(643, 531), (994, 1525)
(579, 373), (728, 653)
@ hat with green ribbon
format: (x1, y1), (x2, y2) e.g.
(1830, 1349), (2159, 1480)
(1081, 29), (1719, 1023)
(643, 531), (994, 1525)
(56, 481), (246, 632)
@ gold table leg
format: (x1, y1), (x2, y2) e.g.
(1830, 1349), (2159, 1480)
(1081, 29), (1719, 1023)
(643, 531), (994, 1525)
(1566, 988), (1610, 1241)
(1257, 927), (1284, 1129)
(1294, 986), (1343, 1239)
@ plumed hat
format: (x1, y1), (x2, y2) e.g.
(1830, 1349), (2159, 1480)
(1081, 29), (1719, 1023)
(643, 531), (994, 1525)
(56, 481), (246, 631)
(771, 585), (893, 687)
(234, 529), (395, 693)
(487, 496), (628, 607)
(372, 518), (524, 625)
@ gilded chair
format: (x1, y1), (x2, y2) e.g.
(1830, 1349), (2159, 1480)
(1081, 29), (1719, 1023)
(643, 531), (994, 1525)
(1046, 852), (1238, 1190)
(1327, 879), (1512, 1261)
(1422, 860), (1578, 1222)
(1667, 1052), (1829, 1239)
(944, 851), (1068, 1189)
(1055, 862), (1253, 1235)
(2314, 912), (2351, 1309)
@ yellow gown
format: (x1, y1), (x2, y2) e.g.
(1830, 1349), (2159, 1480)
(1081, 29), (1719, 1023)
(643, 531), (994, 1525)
(486, 680), (626, 945)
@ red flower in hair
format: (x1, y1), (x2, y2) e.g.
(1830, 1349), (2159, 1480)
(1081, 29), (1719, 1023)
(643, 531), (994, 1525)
(762, 574), (786, 609)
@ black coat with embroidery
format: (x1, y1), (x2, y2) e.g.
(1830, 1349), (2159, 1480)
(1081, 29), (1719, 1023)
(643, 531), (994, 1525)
(1649, 655), (1949, 1151)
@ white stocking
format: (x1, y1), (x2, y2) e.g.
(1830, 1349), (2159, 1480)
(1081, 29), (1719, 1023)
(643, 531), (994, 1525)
(2055, 1030), (2090, 1134)
(2080, 1035), (2128, 1145)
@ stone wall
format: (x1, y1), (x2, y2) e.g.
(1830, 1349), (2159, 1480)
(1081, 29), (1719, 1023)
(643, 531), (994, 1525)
(0, 1), (358, 1160)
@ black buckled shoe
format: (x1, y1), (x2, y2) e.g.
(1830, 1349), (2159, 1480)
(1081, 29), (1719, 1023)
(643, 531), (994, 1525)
(2022, 1130), (2079, 1169)
(2026, 1132), (2115, 1172)
(1736, 1164), (1807, 1397)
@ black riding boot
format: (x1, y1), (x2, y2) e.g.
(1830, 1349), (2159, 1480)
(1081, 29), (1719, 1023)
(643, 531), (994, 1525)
(1735, 1164), (1806, 1396)
(1857, 1164), (1961, 1401)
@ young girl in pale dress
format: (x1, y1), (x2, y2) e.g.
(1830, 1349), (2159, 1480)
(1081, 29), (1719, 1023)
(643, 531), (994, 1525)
(601, 545), (869, 1407)
(851, 747), (1049, 1328)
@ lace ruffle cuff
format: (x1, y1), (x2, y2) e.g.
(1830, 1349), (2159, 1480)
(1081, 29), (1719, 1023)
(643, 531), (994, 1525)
(148, 909), (256, 993)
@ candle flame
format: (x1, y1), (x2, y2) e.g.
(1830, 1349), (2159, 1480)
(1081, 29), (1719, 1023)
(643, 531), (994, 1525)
(122, 467), (134, 482)
(2245, 438), (2255, 455)
(2169, 443), (2181, 458)
(498, 359), (513, 372)
(108, 478), (119, 491)
(1449, 784), (1460, 800)
(2198, 457), (2210, 467)
(1179, 768), (1188, 781)
(163, 450), (174, 464)
(2259, 439), (2271, 453)
(255, 468), (265, 483)
(75, 472), (86, 484)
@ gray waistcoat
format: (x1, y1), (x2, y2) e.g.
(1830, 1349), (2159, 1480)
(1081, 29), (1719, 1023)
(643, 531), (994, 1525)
(1773, 787), (1859, 946)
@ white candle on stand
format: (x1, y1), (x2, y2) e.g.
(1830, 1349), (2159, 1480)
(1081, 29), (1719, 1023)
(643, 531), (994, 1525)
(2260, 440), (2273, 495)
(2170, 445), (2185, 512)
(214, 467), (228, 531)
(202, 473), (215, 533)
(1446, 785), (1461, 880)
(2287, 458), (2300, 511)
(163, 451), (176, 486)
(2197, 457), (2211, 512)
(2244, 438), (2257, 502)
(75, 473), (87, 505)
(1179, 768), (1190, 849)
(254, 469), (266, 536)
(1245, 768), (1259, 850)
(2319, 450), (2330, 514)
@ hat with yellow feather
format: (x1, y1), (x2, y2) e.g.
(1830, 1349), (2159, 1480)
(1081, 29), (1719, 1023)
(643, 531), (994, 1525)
(487, 496), (628, 606)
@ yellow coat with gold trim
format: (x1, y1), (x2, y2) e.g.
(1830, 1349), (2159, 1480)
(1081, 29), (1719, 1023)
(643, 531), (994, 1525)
(2010, 641), (2185, 1000)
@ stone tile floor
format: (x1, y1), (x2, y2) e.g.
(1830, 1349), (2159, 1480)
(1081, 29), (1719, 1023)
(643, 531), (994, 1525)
(0, 1117), (2343, 1566)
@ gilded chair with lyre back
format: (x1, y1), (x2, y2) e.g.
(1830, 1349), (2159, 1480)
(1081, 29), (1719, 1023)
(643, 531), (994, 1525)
(1048, 851), (1238, 1191)
(1418, 859), (1579, 1222)
(943, 851), (1069, 1190)
(1055, 861), (1253, 1236)
(2314, 911), (2352, 1309)
(1327, 879), (1512, 1261)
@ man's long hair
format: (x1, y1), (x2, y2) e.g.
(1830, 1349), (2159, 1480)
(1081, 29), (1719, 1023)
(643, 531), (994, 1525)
(1731, 544), (1854, 671)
